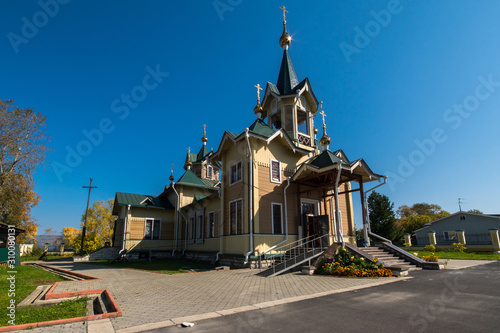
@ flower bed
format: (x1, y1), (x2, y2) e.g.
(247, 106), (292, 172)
(315, 246), (393, 277)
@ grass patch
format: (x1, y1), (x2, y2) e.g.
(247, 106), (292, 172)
(409, 251), (500, 260)
(0, 265), (88, 326)
(85, 258), (214, 274)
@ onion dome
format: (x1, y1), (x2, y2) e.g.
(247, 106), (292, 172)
(279, 5), (291, 49)
(201, 124), (208, 145)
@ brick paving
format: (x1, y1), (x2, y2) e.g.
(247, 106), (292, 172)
(11, 260), (403, 332)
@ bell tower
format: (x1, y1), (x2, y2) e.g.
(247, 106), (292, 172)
(260, 6), (321, 151)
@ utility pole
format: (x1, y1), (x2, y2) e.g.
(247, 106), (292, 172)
(81, 178), (97, 256)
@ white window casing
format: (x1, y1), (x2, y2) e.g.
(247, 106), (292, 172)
(270, 159), (282, 183)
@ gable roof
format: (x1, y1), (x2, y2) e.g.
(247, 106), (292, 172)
(292, 149), (385, 184)
(248, 118), (275, 138)
(176, 170), (219, 190)
(196, 145), (210, 162)
(113, 192), (175, 215)
(309, 150), (343, 168)
(413, 211), (500, 233)
(0, 223), (24, 235)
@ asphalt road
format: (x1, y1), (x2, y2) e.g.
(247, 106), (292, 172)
(148, 261), (500, 333)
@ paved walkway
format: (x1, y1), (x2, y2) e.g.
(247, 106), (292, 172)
(10, 259), (495, 332)
(439, 258), (492, 270)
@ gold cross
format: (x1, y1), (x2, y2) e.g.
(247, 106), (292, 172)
(254, 83), (262, 101)
(170, 163), (175, 171)
(202, 124), (207, 135)
(187, 147), (191, 153)
(280, 5), (288, 21)
(320, 110), (327, 126)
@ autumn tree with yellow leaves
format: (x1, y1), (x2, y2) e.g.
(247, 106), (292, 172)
(71, 199), (115, 254)
(0, 99), (50, 243)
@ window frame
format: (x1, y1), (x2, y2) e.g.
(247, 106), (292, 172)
(271, 203), (283, 235)
(208, 211), (215, 238)
(144, 218), (161, 240)
(270, 159), (282, 183)
(188, 214), (196, 244)
(196, 213), (204, 243)
(229, 198), (243, 235)
(230, 161), (242, 185)
(443, 231), (457, 241)
(207, 164), (213, 179)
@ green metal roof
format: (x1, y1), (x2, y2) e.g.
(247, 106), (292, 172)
(309, 150), (343, 168)
(201, 178), (220, 188)
(276, 49), (299, 95)
(114, 192), (175, 212)
(188, 152), (197, 163)
(267, 82), (280, 95)
(176, 170), (218, 190)
(194, 195), (209, 202)
(226, 131), (238, 140)
(196, 145), (210, 162)
(248, 118), (275, 138)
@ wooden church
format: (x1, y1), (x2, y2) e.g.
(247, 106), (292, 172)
(111, 7), (386, 267)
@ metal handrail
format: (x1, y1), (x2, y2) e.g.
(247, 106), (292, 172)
(369, 232), (392, 244)
(260, 234), (330, 275)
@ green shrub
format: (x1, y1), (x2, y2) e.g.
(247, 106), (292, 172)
(30, 245), (44, 257)
(452, 242), (467, 252)
(423, 244), (436, 252)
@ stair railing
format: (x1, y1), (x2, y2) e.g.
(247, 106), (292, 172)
(259, 233), (330, 275)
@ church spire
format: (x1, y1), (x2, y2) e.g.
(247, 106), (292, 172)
(319, 110), (331, 150)
(276, 6), (298, 95)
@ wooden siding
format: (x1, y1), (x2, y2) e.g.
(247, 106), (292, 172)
(257, 165), (298, 234)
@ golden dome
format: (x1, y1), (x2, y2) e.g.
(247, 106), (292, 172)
(253, 102), (263, 114)
(314, 127), (318, 135)
(320, 133), (331, 147)
(201, 124), (208, 144)
(279, 22), (292, 49)
(169, 170), (175, 182)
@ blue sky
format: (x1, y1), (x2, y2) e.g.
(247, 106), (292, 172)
(2, 1), (499, 234)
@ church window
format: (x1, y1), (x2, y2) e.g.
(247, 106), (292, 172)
(208, 211), (215, 238)
(188, 216), (195, 242)
(196, 215), (204, 242)
(144, 219), (160, 240)
(283, 105), (294, 132)
(297, 109), (309, 135)
(230, 199), (243, 235)
(270, 159), (281, 183)
(271, 99), (278, 113)
(207, 165), (213, 179)
(270, 109), (282, 131)
(272, 203), (283, 234)
(230, 161), (242, 184)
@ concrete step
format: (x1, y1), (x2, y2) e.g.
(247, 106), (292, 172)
(358, 246), (424, 273)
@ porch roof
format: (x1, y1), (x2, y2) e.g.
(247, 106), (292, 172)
(0, 223), (25, 236)
(292, 150), (385, 186)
